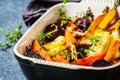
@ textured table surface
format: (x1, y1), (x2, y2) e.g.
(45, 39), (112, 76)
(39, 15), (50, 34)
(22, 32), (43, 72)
(0, 0), (31, 80)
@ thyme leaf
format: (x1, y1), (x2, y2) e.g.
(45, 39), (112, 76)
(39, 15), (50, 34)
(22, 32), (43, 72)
(84, 35), (100, 53)
(59, 0), (70, 26)
(0, 25), (22, 49)
(38, 30), (55, 45)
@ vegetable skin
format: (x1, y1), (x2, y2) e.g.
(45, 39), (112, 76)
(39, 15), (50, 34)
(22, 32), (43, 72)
(76, 52), (106, 66)
(32, 39), (51, 61)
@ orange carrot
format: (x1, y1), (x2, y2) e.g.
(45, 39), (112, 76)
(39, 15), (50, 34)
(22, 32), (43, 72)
(99, 1), (117, 29)
(86, 15), (104, 35)
(32, 39), (51, 61)
(65, 27), (78, 47)
(32, 39), (41, 53)
(104, 40), (120, 61)
(76, 52), (106, 66)
(52, 54), (69, 64)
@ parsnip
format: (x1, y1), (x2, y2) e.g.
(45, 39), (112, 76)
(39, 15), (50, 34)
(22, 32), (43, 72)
(88, 31), (110, 56)
(43, 35), (65, 50)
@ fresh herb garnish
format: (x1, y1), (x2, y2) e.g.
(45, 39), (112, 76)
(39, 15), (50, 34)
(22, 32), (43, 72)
(70, 43), (78, 60)
(62, 0), (67, 4)
(38, 30), (55, 45)
(84, 35), (100, 53)
(60, 43), (78, 61)
(0, 25), (22, 48)
(59, 0), (70, 26)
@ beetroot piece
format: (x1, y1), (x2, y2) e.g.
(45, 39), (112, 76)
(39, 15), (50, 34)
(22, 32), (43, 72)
(91, 59), (112, 67)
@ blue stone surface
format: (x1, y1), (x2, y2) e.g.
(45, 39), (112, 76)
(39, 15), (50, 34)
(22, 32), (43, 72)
(0, 0), (31, 80)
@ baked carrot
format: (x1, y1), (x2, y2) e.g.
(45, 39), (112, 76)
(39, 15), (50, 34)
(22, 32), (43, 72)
(86, 6), (109, 35)
(65, 27), (78, 47)
(85, 15), (104, 35)
(80, 16), (104, 44)
(80, 7), (109, 44)
(52, 54), (69, 64)
(76, 52), (106, 66)
(32, 39), (41, 53)
(104, 40), (120, 61)
(99, 0), (117, 29)
(32, 39), (51, 61)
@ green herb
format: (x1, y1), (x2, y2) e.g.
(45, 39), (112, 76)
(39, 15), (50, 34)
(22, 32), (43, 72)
(59, 0), (70, 26)
(59, 43), (78, 61)
(70, 43), (78, 60)
(59, 50), (70, 61)
(0, 25), (22, 48)
(84, 35), (100, 53)
(62, 0), (67, 4)
(38, 30), (55, 45)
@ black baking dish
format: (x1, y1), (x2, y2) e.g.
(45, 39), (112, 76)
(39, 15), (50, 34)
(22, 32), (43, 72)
(13, 1), (120, 80)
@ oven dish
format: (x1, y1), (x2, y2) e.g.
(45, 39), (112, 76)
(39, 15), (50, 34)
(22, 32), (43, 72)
(14, 0), (120, 80)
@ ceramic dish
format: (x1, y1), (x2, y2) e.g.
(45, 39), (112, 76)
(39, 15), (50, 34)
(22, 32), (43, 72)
(14, 0), (120, 80)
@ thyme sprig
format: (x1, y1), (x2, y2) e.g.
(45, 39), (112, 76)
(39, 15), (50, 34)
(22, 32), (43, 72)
(59, 0), (70, 26)
(38, 30), (55, 45)
(84, 35), (100, 53)
(0, 25), (22, 48)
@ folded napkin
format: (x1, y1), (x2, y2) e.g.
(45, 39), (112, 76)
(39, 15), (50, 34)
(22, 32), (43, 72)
(22, 0), (81, 27)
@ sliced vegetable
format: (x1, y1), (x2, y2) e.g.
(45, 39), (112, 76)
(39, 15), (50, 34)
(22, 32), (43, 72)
(76, 52), (106, 66)
(47, 45), (66, 56)
(52, 54), (69, 64)
(93, 31), (110, 55)
(85, 6), (109, 35)
(104, 40), (120, 61)
(113, 49), (120, 59)
(43, 35), (65, 50)
(85, 15), (104, 35)
(65, 26), (78, 47)
(32, 39), (51, 61)
(111, 23), (120, 41)
(86, 31), (110, 56)
(108, 22), (120, 60)
(99, 1), (117, 29)
(32, 39), (41, 53)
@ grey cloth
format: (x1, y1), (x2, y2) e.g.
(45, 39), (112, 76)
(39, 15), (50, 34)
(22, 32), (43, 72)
(22, 0), (81, 27)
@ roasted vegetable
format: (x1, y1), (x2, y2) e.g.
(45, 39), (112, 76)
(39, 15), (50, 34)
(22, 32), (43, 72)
(91, 59), (112, 67)
(104, 40), (120, 61)
(52, 54), (69, 64)
(85, 15), (104, 35)
(25, 1), (120, 66)
(43, 35), (66, 50)
(65, 26), (78, 47)
(85, 6), (109, 35)
(104, 21), (120, 61)
(26, 46), (43, 59)
(32, 39), (51, 61)
(86, 31), (110, 57)
(99, 0), (118, 29)
(44, 23), (64, 41)
(76, 52), (106, 66)
(74, 16), (91, 32)
(47, 45), (66, 56)
(74, 7), (94, 32)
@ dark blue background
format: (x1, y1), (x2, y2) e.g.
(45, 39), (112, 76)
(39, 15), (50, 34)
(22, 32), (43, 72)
(0, 0), (31, 80)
